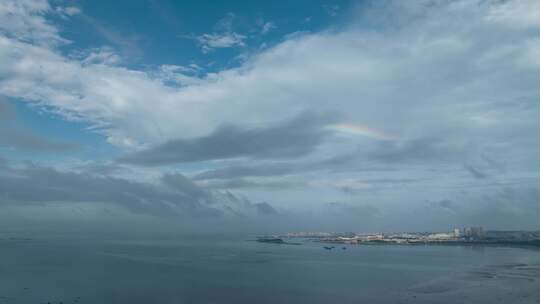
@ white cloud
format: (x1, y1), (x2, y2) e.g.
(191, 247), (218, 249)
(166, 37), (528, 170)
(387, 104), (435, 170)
(261, 22), (275, 34)
(55, 6), (81, 18)
(196, 32), (246, 53)
(486, 0), (540, 28)
(188, 13), (247, 53)
(0, 0), (539, 170)
(255, 18), (276, 35)
(156, 64), (204, 86)
(81, 47), (121, 65)
(2, 0), (540, 228)
(0, 0), (66, 45)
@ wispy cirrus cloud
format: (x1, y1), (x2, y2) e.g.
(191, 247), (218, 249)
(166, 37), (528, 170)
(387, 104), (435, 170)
(185, 13), (247, 53)
(256, 18), (275, 35)
(0, 0), (66, 45)
(78, 13), (143, 58)
(195, 32), (246, 53)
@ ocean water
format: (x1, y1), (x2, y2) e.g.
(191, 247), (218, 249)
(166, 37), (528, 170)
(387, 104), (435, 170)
(2, 235), (540, 304)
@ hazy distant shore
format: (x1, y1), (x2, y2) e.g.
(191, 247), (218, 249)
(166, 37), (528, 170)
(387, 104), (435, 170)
(316, 239), (540, 249)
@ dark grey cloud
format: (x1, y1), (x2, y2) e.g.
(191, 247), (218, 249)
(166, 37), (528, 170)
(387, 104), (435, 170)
(316, 202), (382, 231)
(438, 199), (453, 209)
(161, 173), (211, 201)
(339, 178), (421, 195)
(198, 178), (305, 190)
(0, 164), (204, 216)
(426, 199), (457, 214)
(464, 164), (488, 179)
(193, 151), (394, 181)
(0, 100), (78, 152)
(367, 137), (464, 164)
(494, 187), (540, 211)
(362, 178), (421, 184)
(481, 154), (506, 173)
(193, 162), (298, 180)
(325, 202), (379, 218)
(219, 191), (278, 217)
(119, 112), (338, 166)
(254, 202), (278, 215)
(192, 137), (468, 186)
(191, 150), (398, 191)
(421, 186), (540, 230)
(74, 162), (128, 176)
(0, 163), (276, 218)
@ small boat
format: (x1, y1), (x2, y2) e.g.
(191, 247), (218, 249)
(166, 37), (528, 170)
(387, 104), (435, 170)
(256, 237), (285, 244)
(323, 246), (335, 250)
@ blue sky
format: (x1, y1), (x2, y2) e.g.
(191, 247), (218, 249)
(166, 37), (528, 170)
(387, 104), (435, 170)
(4, 0), (354, 160)
(60, 0), (352, 69)
(1, 0), (540, 233)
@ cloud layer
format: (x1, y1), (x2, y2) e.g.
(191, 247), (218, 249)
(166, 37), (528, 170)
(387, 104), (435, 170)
(1, 0), (540, 230)
(1, 0), (539, 156)
(119, 112), (337, 165)
(0, 161), (277, 218)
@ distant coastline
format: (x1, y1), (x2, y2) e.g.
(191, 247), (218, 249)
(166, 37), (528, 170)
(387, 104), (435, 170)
(316, 238), (540, 248)
(255, 237), (301, 245)
(269, 228), (540, 248)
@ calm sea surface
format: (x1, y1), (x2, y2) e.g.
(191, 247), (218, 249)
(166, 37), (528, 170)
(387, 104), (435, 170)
(2, 235), (540, 303)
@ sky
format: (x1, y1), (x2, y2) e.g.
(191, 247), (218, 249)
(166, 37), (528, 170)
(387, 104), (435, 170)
(1, 0), (540, 234)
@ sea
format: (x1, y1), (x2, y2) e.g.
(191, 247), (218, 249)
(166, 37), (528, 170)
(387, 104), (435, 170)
(2, 235), (540, 304)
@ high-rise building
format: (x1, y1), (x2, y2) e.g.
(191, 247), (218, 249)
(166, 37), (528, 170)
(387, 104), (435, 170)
(470, 227), (484, 238)
(463, 227), (484, 239)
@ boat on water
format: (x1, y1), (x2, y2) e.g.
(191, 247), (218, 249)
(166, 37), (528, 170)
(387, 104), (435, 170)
(256, 237), (286, 244)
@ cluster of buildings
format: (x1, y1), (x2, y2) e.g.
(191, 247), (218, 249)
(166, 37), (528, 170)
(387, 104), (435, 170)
(286, 232), (336, 238)
(286, 227), (488, 245)
(262, 228), (540, 248)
